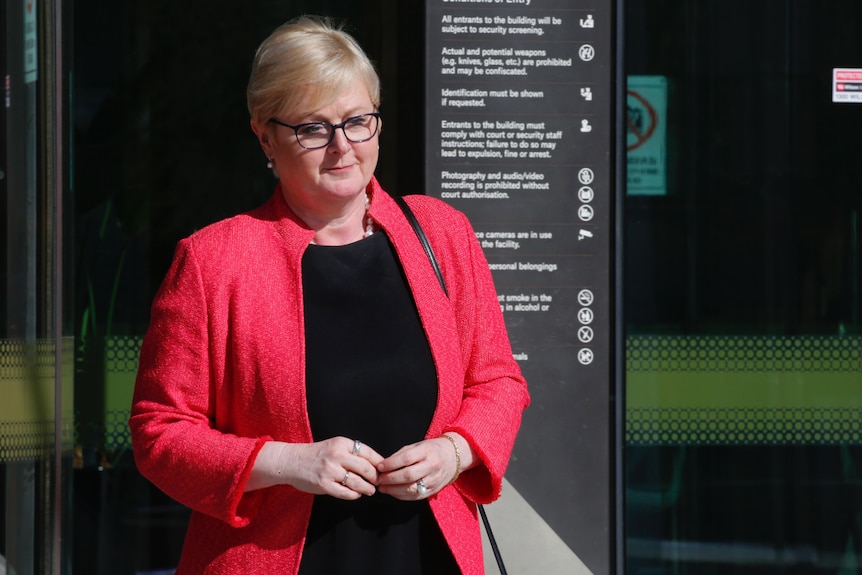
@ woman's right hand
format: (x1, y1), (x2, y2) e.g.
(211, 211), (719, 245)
(246, 437), (383, 499)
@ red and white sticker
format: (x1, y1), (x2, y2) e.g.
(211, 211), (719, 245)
(833, 68), (862, 103)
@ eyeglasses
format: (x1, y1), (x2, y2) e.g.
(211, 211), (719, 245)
(268, 112), (381, 150)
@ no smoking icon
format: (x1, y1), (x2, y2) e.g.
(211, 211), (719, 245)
(627, 89), (658, 151)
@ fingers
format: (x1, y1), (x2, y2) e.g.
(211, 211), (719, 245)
(376, 438), (453, 501)
(376, 443), (420, 474)
(377, 473), (440, 501)
(351, 438), (385, 468)
(275, 437), (383, 499)
(287, 437), (453, 502)
(336, 470), (374, 499)
(333, 437), (382, 498)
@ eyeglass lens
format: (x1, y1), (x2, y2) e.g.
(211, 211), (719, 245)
(296, 114), (378, 149)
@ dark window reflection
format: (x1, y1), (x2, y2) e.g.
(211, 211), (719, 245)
(625, 1), (862, 574)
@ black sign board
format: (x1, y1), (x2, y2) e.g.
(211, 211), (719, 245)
(425, 1), (616, 573)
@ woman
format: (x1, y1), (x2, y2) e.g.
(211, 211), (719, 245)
(130, 16), (529, 574)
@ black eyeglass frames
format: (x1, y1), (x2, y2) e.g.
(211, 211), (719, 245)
(268, 112), (381, 150)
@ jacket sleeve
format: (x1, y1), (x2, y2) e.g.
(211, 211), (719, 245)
(436, 208), (531, 504)
(129, 239), (271, 527)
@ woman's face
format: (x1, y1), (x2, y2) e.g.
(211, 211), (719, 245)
(256, 83), (379, 210)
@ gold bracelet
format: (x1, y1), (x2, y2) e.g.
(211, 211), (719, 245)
(440, 434), (461, 485)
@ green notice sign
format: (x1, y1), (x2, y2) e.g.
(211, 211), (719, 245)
(626, 75), (667, 195)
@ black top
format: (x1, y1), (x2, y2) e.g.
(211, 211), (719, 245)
(298, 231), (460, 575)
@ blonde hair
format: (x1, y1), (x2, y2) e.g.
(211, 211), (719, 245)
(246, 16), (381, 126)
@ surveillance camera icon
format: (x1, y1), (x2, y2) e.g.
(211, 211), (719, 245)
(578, 230), (594, 240)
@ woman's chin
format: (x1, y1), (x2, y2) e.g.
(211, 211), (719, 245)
(318, 175), (370, 198)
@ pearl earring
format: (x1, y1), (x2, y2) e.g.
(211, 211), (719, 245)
(266, 158), (274, 169)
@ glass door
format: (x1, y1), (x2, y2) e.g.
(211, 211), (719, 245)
(2, 0), (71, 573)
(625, 1), (862, 573)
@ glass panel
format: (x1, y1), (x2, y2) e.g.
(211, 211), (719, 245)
(1, 0), (71, 573)
(70, 2), (423, 572)
(625, 1), (862, 573)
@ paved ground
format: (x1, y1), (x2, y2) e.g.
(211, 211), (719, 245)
(481, 478), (594, 575)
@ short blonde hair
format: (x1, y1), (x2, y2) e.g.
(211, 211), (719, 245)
(247, 16), (381, 126)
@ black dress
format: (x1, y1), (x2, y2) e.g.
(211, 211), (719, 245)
(298, 231), (461, 575)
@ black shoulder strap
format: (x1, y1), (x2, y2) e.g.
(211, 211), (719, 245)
(393, 195), (449, 297)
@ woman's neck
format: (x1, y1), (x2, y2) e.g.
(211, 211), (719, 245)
(285, 192), (374, 246)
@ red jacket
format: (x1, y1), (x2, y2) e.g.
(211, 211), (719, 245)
(130, 177), (529, 574)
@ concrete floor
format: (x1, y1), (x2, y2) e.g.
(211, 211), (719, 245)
(481, 478), (595, 575)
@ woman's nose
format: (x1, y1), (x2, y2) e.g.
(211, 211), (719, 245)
(327, 127), (352, 152)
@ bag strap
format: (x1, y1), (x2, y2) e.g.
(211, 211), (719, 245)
(393, 195), (448, 297)
(392, 194), (508, 575)
(480, 504), (509, 575)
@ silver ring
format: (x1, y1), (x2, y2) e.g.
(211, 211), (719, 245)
(341, 472), (350, 486)
(416, 479), (429, 497)
(352, 439), (362, 455)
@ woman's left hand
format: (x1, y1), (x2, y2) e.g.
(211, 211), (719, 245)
(376, 435), (467, 500)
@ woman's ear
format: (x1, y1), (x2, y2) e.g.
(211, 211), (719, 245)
(251, 119), (274, 156)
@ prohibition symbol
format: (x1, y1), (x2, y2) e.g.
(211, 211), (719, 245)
(626, 89), (658, 151)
